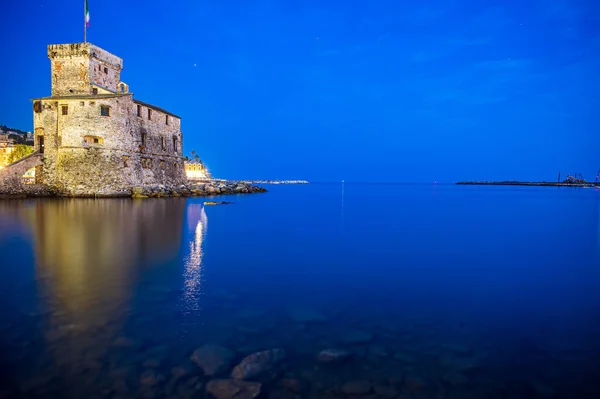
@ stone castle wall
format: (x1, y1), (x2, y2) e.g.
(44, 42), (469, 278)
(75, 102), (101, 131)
(49, 43), (123, 96)
(32, 42), (186, 196)
(33, 95), (185, 196)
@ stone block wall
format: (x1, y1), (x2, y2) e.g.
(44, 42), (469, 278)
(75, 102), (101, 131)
(33, 94), (186, 196)
(48, 43), (123, 96)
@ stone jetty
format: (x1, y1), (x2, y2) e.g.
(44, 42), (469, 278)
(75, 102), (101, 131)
(0, 180), (266, 199)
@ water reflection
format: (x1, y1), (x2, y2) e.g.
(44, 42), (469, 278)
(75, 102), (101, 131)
(182, 203), (208, 312)
(0, 199), (186, 387)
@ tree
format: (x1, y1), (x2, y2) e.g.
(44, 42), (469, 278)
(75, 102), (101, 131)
(8, 145), (34, 164)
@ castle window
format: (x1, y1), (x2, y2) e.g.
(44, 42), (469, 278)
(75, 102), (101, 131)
(148, 109), (152, 120)
(100, 106), (110, 117)
(165, 115), (169, 125)
(137, 104), (142, 117)
(173, 136), (178, 153)
(141, 132), (147, 146)
(83, 135), (104, 145)
(80, 101), (84, 106)
(90, 101), (95, 105)
(142, 158), (153, 169)
(92, 88), (98, 95)
(33, 101), (42, 113)
(61, 105), (68, 115)
(104, 67), (108, 74)
(161, 137), (166, 150)
(122, 156), (129, 167)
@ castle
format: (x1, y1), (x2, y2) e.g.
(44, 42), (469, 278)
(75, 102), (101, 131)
(31, 42), (186, 195)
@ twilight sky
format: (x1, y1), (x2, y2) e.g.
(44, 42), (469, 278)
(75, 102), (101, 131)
(1, 0), (599, 182)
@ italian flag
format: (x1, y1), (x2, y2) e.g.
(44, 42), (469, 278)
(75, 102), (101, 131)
(85, 0), (90, 27)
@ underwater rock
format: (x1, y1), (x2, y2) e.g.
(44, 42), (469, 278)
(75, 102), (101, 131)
(340, 380), (372, 395)
(316, 349), (352, 363)
(191, 344), (236, 376)
(206, 379), (261, 399)
(288, 307), (327, 323)
(279, 378), (305, 393)
(140, 369), (165, 386)
(340, 329), (373, 344)
(231, 349), (286, 380)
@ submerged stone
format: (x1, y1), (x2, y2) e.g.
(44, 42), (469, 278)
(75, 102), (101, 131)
(231, 349), (286, 380)
(191, 344), (236, 376)
(316, 349), (352, 363)
(206, 379), (261, 399)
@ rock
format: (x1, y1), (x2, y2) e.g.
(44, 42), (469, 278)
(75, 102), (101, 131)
(316, 349), (352, 363)
(341, 380), (371, 395)
(140, 369), (164, 386)
(288, 307), (327, 323)
(280, 378), (304, 393)
(171, 366), (189, 382)
(206, 379), (261, 399)
(231, 349), (286, 380)
(190, 344), (235, 376)
(340, 329), (373, 344)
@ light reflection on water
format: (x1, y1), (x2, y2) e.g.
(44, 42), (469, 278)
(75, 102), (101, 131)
(182, 203), (208, 313)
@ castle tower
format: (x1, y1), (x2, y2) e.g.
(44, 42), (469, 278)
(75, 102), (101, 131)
(32, 42), (185, 196)
(48, 43), (126, 96)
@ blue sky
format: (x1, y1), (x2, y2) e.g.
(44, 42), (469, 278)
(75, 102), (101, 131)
(1, 0), (599, 182)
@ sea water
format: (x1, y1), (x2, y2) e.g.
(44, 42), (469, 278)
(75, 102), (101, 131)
(0, 183), (599, 398)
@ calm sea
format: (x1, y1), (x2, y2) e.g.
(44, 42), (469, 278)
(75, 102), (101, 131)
(0, 183), (599, 398)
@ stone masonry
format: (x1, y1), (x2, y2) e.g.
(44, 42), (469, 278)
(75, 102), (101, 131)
(31, 42), (186, 196)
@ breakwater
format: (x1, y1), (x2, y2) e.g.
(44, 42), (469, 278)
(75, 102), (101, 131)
(456, 181), (600, 188)
(216, 179), (309, 185)
(1, 181), (267, 199)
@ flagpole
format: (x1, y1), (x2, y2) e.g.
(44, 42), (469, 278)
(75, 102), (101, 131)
(84, 0), (87, 43)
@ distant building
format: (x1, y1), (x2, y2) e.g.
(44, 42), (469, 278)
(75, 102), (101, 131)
(26, 132), (34, 142)
(29, 42), (186, 195)
(185, 162), (211, 180)
(0, 140), (15, 168)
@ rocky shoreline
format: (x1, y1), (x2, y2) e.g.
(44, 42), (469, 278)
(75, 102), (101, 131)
(0, 180), (267, 199)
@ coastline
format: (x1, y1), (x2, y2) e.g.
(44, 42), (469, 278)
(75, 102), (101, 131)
(456, 181), (600, 188)
(0, 180), (267, 200)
